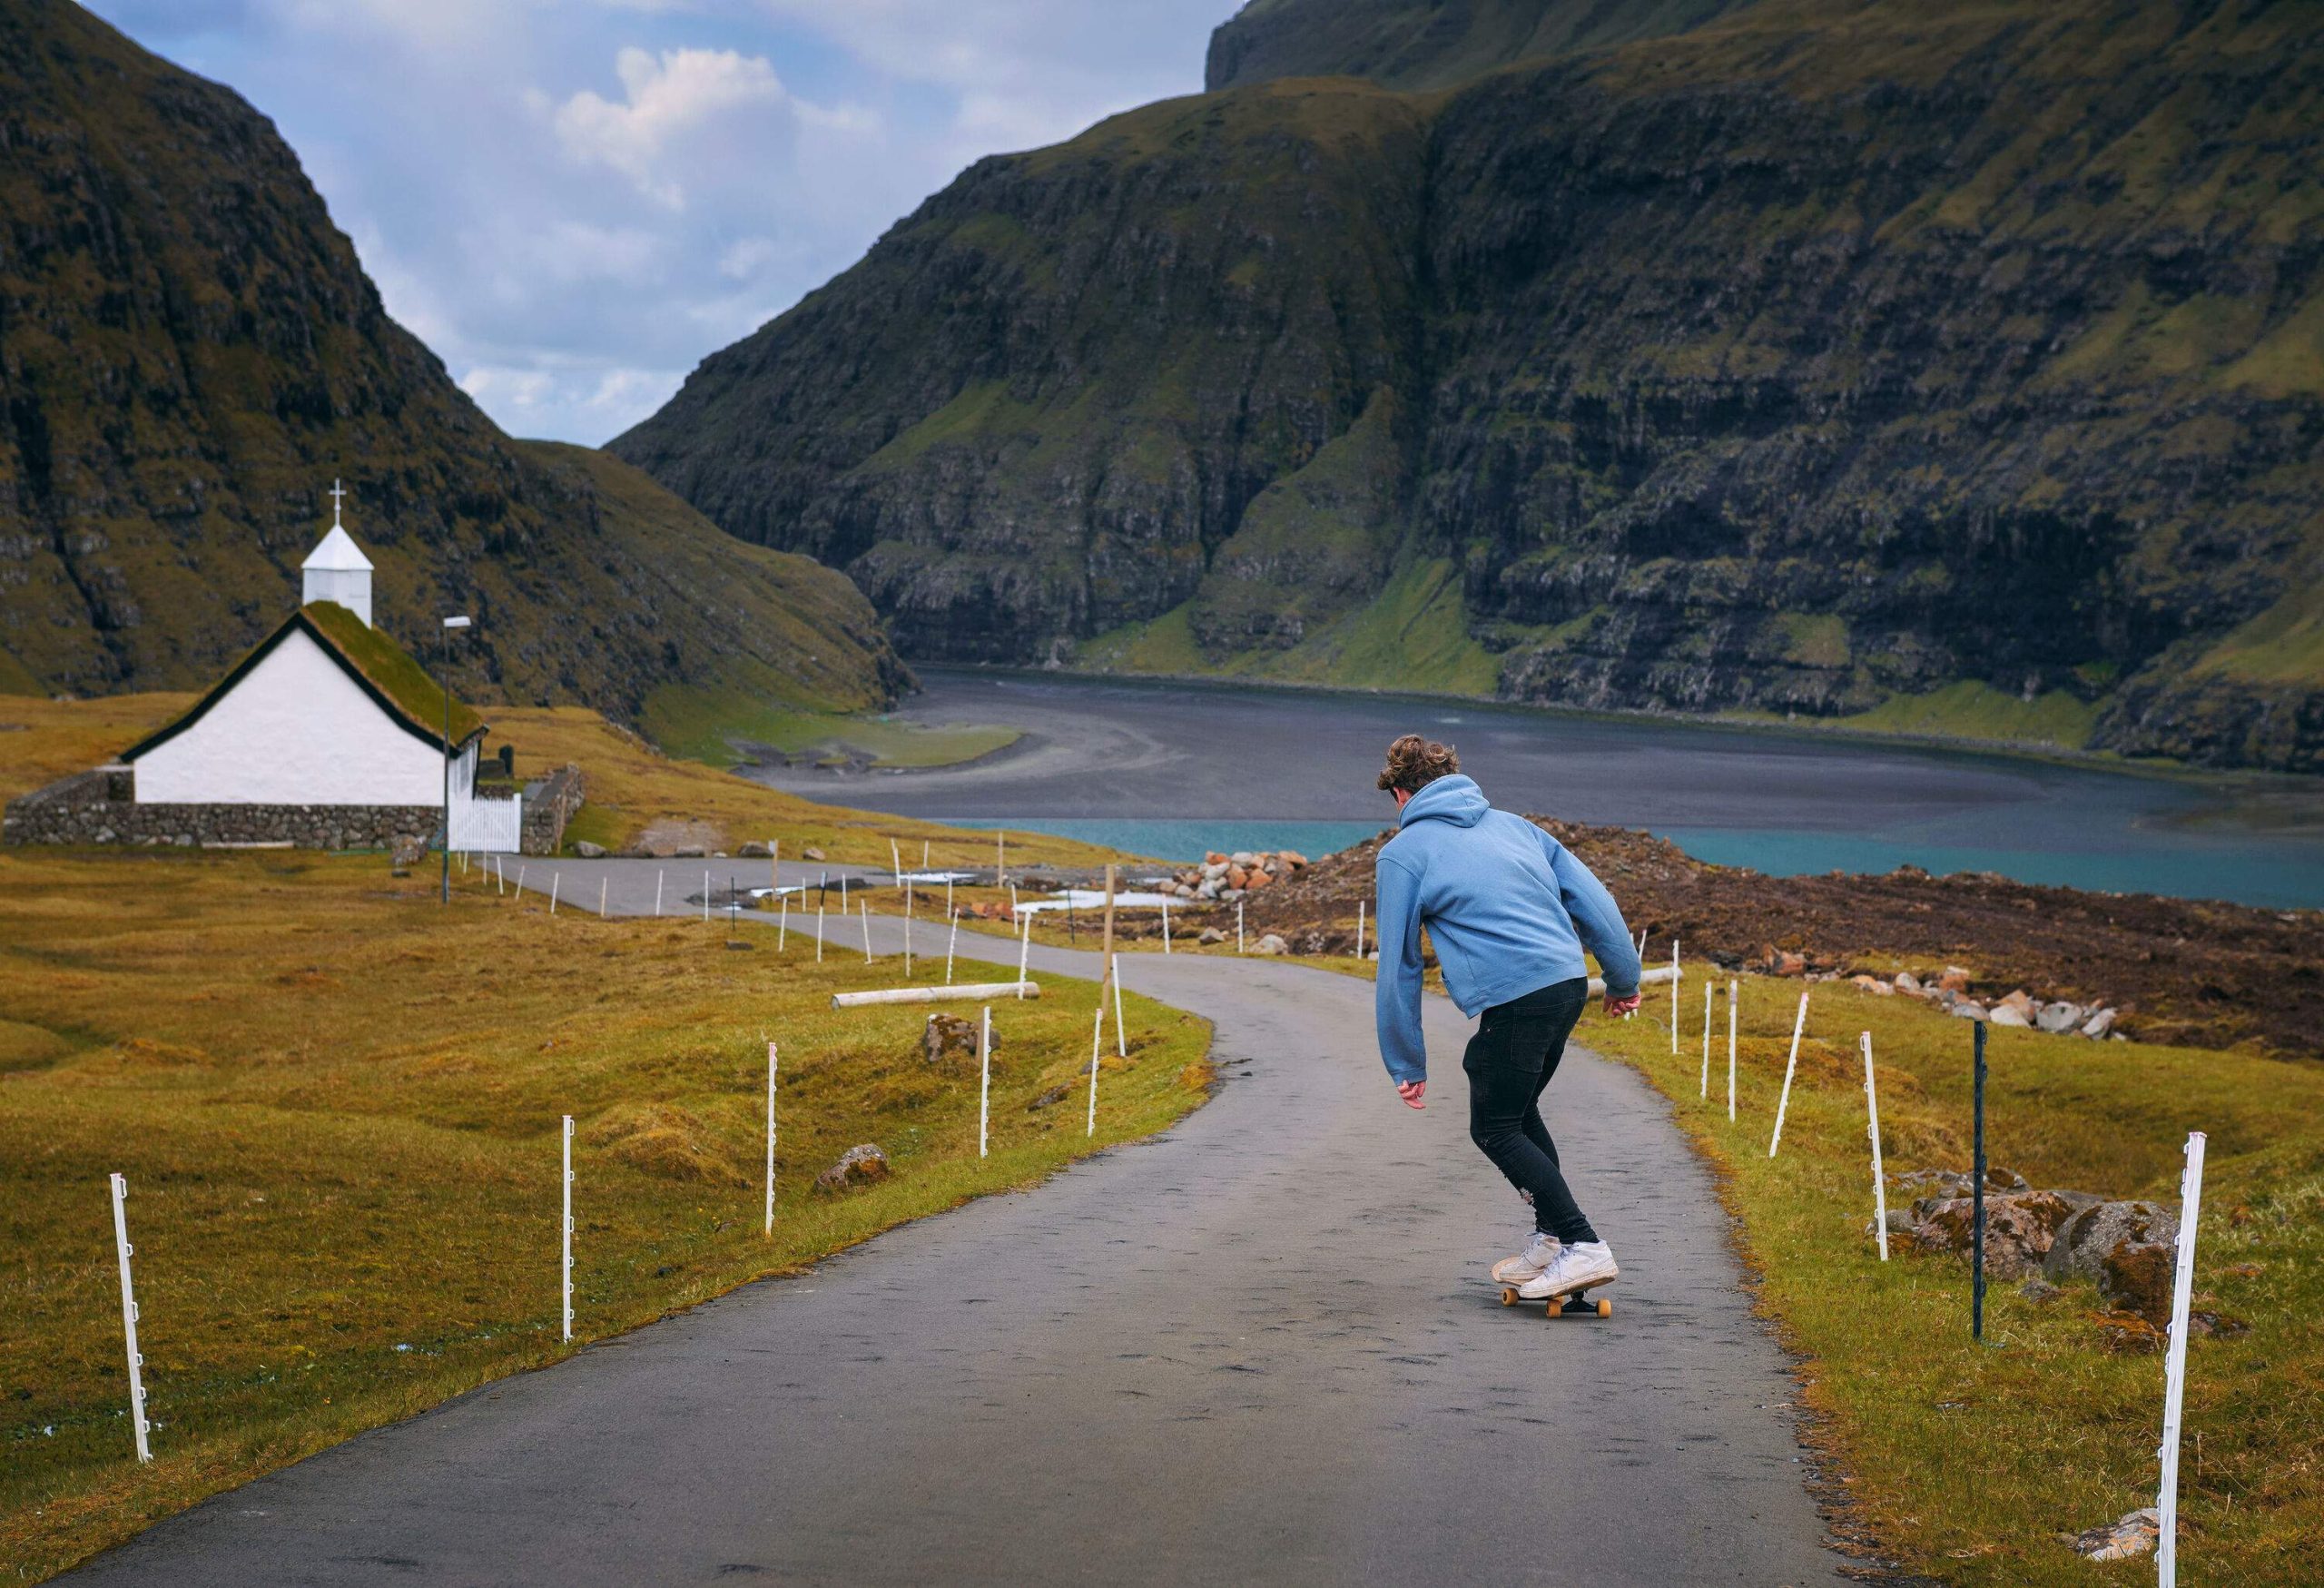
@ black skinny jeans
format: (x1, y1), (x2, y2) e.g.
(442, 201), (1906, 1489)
(1462, 977), (1599, 1245)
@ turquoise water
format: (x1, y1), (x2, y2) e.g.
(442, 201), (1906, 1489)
(945, 815), (2323, 907)
(943, 818), (1385, 865)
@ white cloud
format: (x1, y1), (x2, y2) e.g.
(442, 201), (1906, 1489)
(82, 1), (1233, 445)
(548, 46), (790, 209)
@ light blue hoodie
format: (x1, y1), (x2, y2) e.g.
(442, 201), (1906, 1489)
(1374, 774), (1641, 1085)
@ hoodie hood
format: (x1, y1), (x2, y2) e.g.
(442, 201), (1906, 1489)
(1399, 774), (1490, 830)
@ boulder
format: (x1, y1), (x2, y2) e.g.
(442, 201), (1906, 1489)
(1205, 852), (1228, 866)
(812, 1144), (891, 1194)
(1892, 972), (1923, 995)
(2018, 1277), (2061, 1303)
(1226, 865), (1249, 889)
(1938, 965), (1972, 992)
(1760, 946), (1807, 976)
(2073, 1508), (2159, 1563)
(1254, 933), (1289, 956)
(2101, 1239), (2175, 1325)
(1905, 1189), (2081, 1279)
(803, 846), (826, 861)
(1197, 927), (1226, 944)
(2081, 1007), (2118, 1039)
(738, 841), (771, 858)
(674, 844), (707, 858)
(1246, 869), (1274, 890)
(1849, 974), (1894, 995)
(1988, 1003), (2031, 1027)
(1230, 852), (1257, 869)
(921, 1012), (995, 1067)
(574, 840), (608, 859)
(1278, 850), (1308, 869)
(1951, 1001), (1990, 1021)
(1892, 1165), (2029, 1198)
(2035, 1001), (2084, 1033)
(2047, 1199), (2176, 1284)
(1998, 989), (2037, 1018)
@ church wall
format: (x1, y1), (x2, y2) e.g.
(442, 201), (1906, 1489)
(134, 629), (447, 805)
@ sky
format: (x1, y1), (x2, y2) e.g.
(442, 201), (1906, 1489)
(84, 1), (1239, 445)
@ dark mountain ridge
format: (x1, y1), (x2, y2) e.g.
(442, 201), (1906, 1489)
(615, 0), (2324, 771)
(0, 0), (904, 730)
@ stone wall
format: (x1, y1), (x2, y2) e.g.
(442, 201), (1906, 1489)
(520, 764), (585, 855)
(3, 767), (439, 853)
(3, 762), (586, 856)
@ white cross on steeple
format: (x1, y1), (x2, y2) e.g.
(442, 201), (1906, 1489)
(329, 478), (348, 528)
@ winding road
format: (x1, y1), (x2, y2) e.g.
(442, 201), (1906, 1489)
(69, 862), (1854, 1585)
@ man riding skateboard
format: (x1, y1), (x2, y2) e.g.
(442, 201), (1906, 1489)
(1372, 735), (1643, 1301)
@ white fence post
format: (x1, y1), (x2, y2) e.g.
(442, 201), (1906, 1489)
(549, 873), (559, 915)
(891, 839), (902, 891)
(1162, 899), (1171, 954)
(703, 871), (711, 924)
(779, 893), (789, 952)
(1017, 907), (1030, 997)
(560, 1116), (575, 1342)
(1356, 899), (1365, 960)
(598, 878), (607, 920)
(816, 906), (825, 962)
(1086, 1002), (1103, 1137)
(776, 1041), (785, 1246)
(2157, 1129), (2207, 1588)
(947, 911), (959, 984)
(1768, 991), (1809, 1157)
(1727, 979), (1738, 1121)
(978, 1007), (992, 1159)
(1111, 957), (1127, 1058)
(1863, 1031), (1888, 1260)
(107, 1174), (153, 1464)
(1701, 978), (1712, 1099)
(515, 863), (527, 898)
(1237, 898), (1245, 954)
(655, 871), (663, 918)
(1669, 940), (1680, 1053)
(903, 873), (913, 976)
(860, 899), (873, 962)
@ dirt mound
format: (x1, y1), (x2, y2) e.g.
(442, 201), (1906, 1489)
(1183, 817), (2321, 1058)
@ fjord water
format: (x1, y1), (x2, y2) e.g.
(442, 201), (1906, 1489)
(752, 669), (2324, 910)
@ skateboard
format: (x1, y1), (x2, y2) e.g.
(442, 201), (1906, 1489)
(1497, 1282), (1612, 1319)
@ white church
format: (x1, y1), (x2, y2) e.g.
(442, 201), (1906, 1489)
(123, 495), (489, 814)
(5, 485), (566, 855)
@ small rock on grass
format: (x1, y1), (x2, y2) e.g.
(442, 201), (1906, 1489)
(574, 840), (607, 859)
(803, 845), (826, 861)
(813, 1144), (890, 1194)
(738, 841), (770, 858)
(1254, 933), (1289, 956)
(2073, 1507), (2158, 1562)
(1028, 1086), (1069, 1111)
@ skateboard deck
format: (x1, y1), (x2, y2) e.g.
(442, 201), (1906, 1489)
(1496, 1282), (1612, 1319)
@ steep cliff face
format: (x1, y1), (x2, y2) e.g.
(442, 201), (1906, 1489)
(615, 0), (2324, 771)
(0, 0), (902, 725)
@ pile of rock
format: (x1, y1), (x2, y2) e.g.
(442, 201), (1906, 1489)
(1837, 964), (2121, 1040)
(1162, 850), (1309, 903)
(1885, 1166), (2196, 1328)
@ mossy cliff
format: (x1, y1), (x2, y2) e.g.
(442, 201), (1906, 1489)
(0, 0), (905, 729)
(615, 0), (2324, 770)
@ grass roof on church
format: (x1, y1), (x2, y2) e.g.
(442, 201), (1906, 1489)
(302, 601), (485, 748)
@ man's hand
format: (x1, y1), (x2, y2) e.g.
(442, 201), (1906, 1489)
(1604, 992), (1641, 1019)
(1395, 1079), (1426, 1110)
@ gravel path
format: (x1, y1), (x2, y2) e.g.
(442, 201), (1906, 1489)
(68, 861), (1854, 1585)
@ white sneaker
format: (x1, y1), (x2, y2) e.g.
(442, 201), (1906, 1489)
(1517, 1239), (1619, 1300)
(1491, 1230), (1561, 1284)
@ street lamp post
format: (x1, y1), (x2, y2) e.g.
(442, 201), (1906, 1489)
(440, 615), (471, 904)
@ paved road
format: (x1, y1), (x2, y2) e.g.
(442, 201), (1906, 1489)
(71, 863), (1853, 1585)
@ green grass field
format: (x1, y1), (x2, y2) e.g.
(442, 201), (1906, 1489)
(1577, 977), (2321, 1584)
(0, 849), (1210, 1583)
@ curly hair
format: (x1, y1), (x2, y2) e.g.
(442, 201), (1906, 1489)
(1376, 733), (1461, 794)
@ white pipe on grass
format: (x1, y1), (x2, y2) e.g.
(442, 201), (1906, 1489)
(1863, 1031), (1887, 1261)
(831, 981), (1039, 1008)
(1768, 991), (1809, 1158)
(2157, 1129), (2207, 1588)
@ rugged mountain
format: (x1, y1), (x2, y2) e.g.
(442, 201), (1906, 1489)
(613, 0), (2324, 772)
(0, 0), (903, 730)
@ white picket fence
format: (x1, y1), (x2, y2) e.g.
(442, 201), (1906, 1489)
(448, 790), (523, 853)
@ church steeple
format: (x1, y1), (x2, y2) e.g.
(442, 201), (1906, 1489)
(301, 477), (374, 626)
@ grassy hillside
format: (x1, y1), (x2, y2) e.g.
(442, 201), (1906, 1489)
(0, 0), (902, 730)
(615, 0), (2324, 772)
(0, 849), (1207, 1582)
